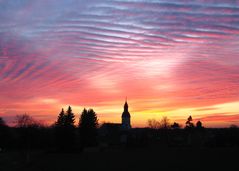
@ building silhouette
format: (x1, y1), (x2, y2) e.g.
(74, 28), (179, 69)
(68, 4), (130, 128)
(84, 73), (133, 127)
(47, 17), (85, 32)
(121, 100), (131, 129)
(100, 99), (131, 134)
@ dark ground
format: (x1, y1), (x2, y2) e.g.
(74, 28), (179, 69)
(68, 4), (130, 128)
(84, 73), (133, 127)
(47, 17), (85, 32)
(0, 147), (238, 171)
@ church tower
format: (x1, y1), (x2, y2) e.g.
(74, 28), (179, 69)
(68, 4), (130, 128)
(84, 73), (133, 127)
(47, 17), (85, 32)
(121, 99), (131, 129)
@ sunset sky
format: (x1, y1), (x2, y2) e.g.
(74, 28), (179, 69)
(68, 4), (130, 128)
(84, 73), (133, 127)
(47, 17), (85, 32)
(0, 0), (239, 127)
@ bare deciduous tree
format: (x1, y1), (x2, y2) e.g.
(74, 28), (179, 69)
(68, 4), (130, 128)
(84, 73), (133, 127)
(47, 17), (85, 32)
(148, 116), (171, 129)
(160, 116), (170, 129)
(15, 114), (39, 128)
(148, 119), (161, 129)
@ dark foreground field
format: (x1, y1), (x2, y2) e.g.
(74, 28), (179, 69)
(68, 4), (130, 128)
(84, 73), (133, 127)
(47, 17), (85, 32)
(1, 147), (238, 171)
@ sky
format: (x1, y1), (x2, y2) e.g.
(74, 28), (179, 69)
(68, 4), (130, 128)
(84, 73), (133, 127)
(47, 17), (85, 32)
(0, 0), (239, 127)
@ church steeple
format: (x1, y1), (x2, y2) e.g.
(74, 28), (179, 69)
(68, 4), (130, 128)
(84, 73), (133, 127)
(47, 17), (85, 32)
(122, 98), (131, 129)
(124, 97), (128, 112)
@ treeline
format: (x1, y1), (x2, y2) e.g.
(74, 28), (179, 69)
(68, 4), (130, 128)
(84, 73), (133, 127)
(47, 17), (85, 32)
(54, 106), (98, 151)
(147, 116), (203, 129)
(0, 106), (99, 152)
(1, 110), (239, 154)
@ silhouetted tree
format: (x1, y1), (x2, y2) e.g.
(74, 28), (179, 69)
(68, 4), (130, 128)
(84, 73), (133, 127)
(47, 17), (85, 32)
(79, 108), (98, 147)
(15, 114), (42, 163)
(55, 109), (66, 149)
(148, 117), (170, 129)
(15, 114), (38, 128)
(229, 124), (238, 129)
(171, 122), (180, 129)
(54, 107), (76, 151)
(65, 106), (75, 128)
(185, 115), (194, 129)
(55, 108), (65, 127)
(0, 117), (10, 150)
(55, 106), (75, 128)
(0, 117), (7, 127)
(160, 116), (170, 129)
(196, 120), (203, 129)
(65, 106), (76, 149)
(148, 119), (160, 129)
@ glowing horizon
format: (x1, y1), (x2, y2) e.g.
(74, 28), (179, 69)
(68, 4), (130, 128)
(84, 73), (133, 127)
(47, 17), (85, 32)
(1, 0), (239, 128)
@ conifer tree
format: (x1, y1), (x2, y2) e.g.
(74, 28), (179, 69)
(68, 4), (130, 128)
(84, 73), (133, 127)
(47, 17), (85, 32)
(79, 108), (88, 127)
(79, 108), (98, 147)
(55, 107), (76, 151)
(55, 108), (65, 127)
(65, 106), (75, 128)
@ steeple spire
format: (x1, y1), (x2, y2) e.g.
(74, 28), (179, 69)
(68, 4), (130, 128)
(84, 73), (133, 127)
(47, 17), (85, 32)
(124, 97), (128, 112)
(122, 98), (131, 129)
